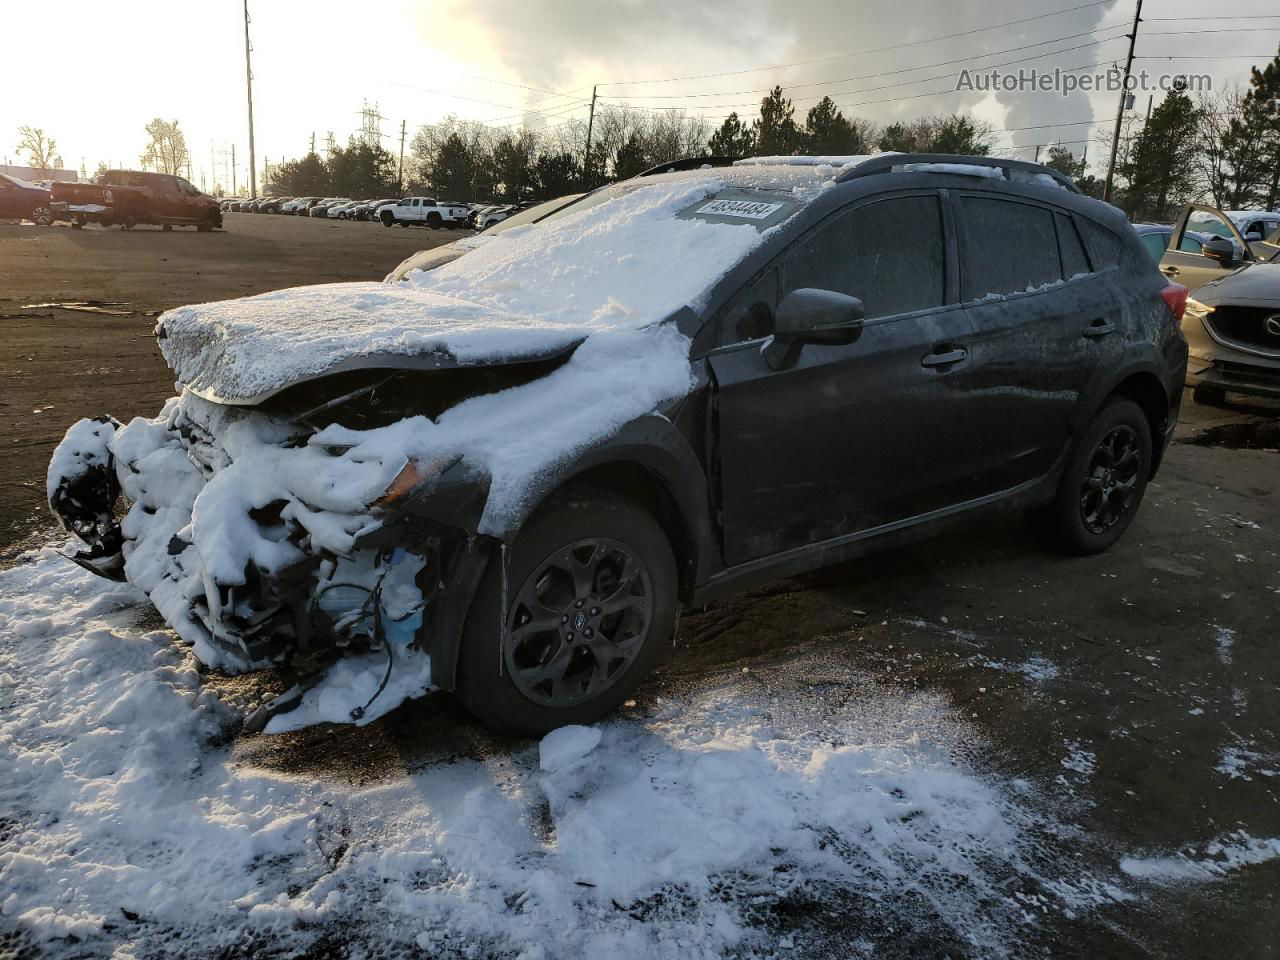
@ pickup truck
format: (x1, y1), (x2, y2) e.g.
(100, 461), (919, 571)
(50, 170), (222, 231)
(375, 196), (470, 229)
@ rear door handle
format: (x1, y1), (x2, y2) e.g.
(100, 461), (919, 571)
(922, 346), (968, 368)
(1082, 318), (1116, 338)
(1160, 265), (1180, 277)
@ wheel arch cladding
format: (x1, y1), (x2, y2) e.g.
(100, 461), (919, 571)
(1109, 371), (1169, 476)
(556, 460), (701, 600)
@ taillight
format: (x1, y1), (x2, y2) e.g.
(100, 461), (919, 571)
(1160, 282), (1188, 323)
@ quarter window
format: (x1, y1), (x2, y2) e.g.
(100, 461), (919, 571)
(1075, 217), (1122, 271)
(1057, 213), (1091, 276)
(957, 196), (1060, 300)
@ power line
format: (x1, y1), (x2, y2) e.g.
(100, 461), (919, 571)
(598, 0), (1116, 86)
(604, 22), (1130, 101)
(603, 32), (1129, 111)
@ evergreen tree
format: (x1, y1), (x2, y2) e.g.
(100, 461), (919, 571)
(1243, 45), (1280, 209)
(707, 112), (756, 157)
(1123, 78), (1199, 220)
(1044, 143), (1086, 179)
(803, 97), (866, 155)
(531, 152), (581, 200)
(930, 115), (993, 155)
(430, 133), (479, 199)
(753, 87), (801, 156)
(612, 133), (648, 180)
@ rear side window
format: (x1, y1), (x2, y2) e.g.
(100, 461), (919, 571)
(781, 194), (946, 320)
(1076, 217), (1122, 270)
(1057, 213), (1091, 275)
(957, 196), (1060, 300)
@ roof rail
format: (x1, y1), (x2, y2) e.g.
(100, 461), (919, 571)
(835, 153), (1080, 193)
(633, 156), (741, 178)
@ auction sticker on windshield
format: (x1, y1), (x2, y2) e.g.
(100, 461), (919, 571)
(695, 198), (784, 220)
(680, 190), (798, 231)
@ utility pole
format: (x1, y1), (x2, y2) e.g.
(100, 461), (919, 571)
(1033, 144), (1041, 163)
(1103, 0), (1142, 203)
(243, 0), (258, 199)
(397, 119), (407, 193)
(582, 85), (598, 188)
(232, 143), (237, 195)
(310, 131), (316, 156)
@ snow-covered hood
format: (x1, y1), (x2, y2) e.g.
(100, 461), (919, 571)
(156, 283), (591, 404)
(157, 177), (803, 404)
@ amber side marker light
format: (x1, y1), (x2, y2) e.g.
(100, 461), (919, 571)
(380, 457), (454, 505)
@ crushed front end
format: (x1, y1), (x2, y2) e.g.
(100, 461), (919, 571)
(47, 380), (495, 733)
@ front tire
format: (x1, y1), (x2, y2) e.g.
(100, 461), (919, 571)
(456, 488), (678, 737)
(29, 203), (54, 226)
(1030, 398), (1152, 555)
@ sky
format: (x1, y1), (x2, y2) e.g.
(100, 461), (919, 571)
(2, 0), (1277, 190)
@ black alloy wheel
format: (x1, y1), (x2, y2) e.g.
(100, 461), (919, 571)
(1029, 397), (1152, 555)
(1079, 424), (1141, 534)
(505, 537), (653, 707)
(456, 487), (677, 737)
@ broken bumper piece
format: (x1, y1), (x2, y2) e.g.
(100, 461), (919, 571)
(46, 396), (491, 732)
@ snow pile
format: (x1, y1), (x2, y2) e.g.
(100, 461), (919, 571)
(158, 178), (777, 402)
(0, 551), (1135, 958)
(1120, 832), (1280, 883)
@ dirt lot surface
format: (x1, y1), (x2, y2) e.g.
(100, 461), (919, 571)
(2, 212), (1278, 957)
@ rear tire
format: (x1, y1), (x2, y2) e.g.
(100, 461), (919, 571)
(381, 211), (395, 227)
(456, 488), (678, 738)
(427, 212), (443, 229)
(1029, 398), (1152, 555)
(29, 203), (54, 226)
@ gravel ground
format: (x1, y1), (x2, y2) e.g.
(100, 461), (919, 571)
(1, 212), (1277, 958)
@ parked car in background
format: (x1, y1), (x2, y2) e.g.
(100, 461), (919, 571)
(1157, 205), (1280, 405)
(328, 201), (360, 219)
(257, 197), (288, 214)
(474, 204), (517, 230)
(1133, 223), (1214, 264)
(378, 196), (470, 228)
(1226, 210), (1280, 254)
(50, 154), (1187, 737)
(0, 173), (55, 225)
(308, 198), (345, 217)
(50, 170), (222, 231)
(282, 197), (318, 214)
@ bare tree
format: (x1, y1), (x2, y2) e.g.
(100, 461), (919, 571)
(16, 126), (57, 169)
(140, 118), (190, 176)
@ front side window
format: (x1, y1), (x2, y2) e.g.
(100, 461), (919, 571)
(782, 194), (946, 320)
(957, 196), (1060, 300)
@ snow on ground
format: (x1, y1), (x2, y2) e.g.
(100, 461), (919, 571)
(1120, 833), (1280, 883)
(5, 549), (1270, 958)
(1, 551), (1070, 957)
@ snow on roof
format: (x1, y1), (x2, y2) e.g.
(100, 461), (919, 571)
(158, 178), (795, 402)
(735, 154), (880, 168)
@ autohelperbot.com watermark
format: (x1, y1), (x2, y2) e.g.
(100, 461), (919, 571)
(956, 66), (1212, 97)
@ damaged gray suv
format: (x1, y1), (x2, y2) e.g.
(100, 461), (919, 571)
(48, 154), (1189, 736)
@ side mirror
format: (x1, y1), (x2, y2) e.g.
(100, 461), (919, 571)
(1245, 230), (1263, 242)
(774, 288), (865, 345)
(1201, 238), (1236, 264)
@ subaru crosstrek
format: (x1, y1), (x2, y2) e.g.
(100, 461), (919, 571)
(48, 153), (1189, 736)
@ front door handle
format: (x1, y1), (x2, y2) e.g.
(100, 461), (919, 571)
(922, 346), (968, 368)
(1160, 265), (1180, 277)
(1082, 318), (1116, 338)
